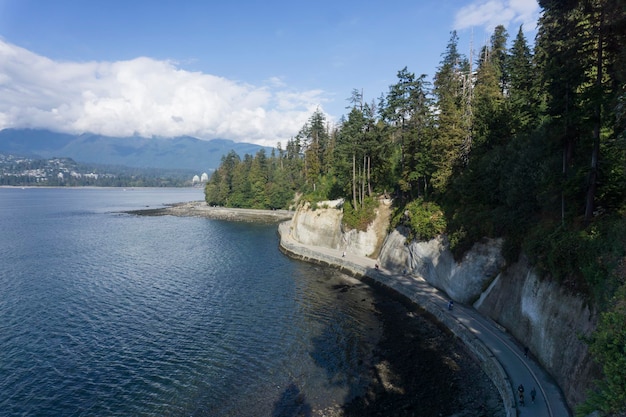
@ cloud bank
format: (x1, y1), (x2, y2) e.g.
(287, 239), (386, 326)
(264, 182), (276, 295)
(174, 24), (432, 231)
(453, 0), (540, 33)
(0, 40), (326, 146)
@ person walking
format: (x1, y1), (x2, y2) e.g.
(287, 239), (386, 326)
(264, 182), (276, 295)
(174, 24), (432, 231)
(531, 387), (536, 404)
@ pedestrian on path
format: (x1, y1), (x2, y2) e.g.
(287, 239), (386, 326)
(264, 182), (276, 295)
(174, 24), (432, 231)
(518, 384), (525, 407)
(531, 387), (536, 404)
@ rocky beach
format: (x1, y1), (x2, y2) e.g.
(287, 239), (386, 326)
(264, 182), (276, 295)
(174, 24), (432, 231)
(127, 201), (294, 223)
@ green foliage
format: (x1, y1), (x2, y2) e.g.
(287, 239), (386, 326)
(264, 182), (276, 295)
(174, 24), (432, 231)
(392, 199), (447, 242)
(431, 31), (470, 192)
(442, 129), (557, 260)
(342, 197), (378, 232)
(578, 284), (626, 417)
(300, 174), (342, 207)
(204, 147), (301, 209)
(524, 217), (626, 306)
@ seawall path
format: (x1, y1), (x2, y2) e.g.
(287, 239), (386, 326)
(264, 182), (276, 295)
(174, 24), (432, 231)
(278, 221), (572, 417)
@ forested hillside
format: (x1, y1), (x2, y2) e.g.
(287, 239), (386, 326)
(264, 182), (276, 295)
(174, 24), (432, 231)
(206, 3), (626, 414)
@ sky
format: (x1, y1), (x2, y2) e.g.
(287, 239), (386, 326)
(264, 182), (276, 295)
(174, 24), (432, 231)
(0, 0), (541, 147)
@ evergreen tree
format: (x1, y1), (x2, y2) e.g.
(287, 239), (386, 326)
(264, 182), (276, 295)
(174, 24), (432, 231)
(507, 25), (540, 134)
(472, 44), (505, 152)
(489, 25), (509, 93)
(537, 0), (626, 223)
(337, 105), (367, 208)
(432, 31), (470, 192)
(298, 109), (329, 191)
(381, 68), (436, 199)
(248, 148), (270, 208)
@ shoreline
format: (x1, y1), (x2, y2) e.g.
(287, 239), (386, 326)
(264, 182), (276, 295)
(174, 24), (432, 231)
(125, 201), (294, 223)
(130, 203), (513, 415)
(278, 221), (516, 417)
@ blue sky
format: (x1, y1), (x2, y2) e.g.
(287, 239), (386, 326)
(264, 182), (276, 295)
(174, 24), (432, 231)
(0, 0), (540, 146)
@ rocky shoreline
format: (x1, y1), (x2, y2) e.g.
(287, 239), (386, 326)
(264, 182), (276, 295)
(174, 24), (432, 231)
(126, 201), (294, 222)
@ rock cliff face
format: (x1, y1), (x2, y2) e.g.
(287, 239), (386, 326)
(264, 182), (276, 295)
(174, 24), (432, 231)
(288, 202), (598, 410)
(290, 199), (392, 258)
(378, 230), (505, 304)
(474, 258), (599, 407)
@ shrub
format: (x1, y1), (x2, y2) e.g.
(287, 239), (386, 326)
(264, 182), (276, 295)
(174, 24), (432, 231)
(523, 216), (626, 306)
(343, 197), (378, 232)
(392, 199), (447, 242)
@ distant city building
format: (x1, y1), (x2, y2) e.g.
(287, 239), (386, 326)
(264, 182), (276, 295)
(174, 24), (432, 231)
(192, 175), (200, 184)
(201, 172), (209, 182)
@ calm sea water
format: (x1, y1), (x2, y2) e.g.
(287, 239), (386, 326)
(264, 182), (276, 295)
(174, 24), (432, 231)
(0, 188), (382, 417)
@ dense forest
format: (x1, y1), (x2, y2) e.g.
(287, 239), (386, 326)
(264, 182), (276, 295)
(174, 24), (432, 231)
(205, 2), (626, 414)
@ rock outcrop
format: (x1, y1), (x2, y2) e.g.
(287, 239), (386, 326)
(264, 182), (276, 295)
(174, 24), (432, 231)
(378, 230), (505, 304)
(288, 201), (598, 410)
(290, 198), (392, 258)
(474, 257), (599, 407)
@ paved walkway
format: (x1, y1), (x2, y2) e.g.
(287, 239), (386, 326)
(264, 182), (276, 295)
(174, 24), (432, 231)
(278, 222), (572, 417)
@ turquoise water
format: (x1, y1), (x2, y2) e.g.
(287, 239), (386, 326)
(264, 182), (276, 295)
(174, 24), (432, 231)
(0, 188), (381, 416)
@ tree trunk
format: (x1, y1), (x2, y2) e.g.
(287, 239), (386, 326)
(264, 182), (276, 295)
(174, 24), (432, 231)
(585, 6), (604, 223)
(352, 152), (357, 209)
(362, 155), (366, 207)
(367, 155), (372, 197)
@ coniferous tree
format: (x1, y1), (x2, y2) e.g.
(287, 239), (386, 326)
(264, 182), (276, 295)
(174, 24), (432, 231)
(537, 0), (626, 223)
(248, 149), (269, 208)
(490, 25), (509, 92)
(337, 104), (367, 208)
(298, 109), (329, 191)
(507, 25), (540, 134)
(472, 44), (505, 153)
(381, 68), (435, 199)
(432, 31), (470, 192)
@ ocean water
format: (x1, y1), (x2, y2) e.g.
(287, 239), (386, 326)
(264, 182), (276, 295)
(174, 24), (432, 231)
(0, 188), (382, 417)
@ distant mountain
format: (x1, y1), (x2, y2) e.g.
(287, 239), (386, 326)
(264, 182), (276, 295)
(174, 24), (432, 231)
(0, 129), (272, 172)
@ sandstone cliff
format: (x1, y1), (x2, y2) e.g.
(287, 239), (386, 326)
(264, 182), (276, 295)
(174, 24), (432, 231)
(288, 201), (598, 410)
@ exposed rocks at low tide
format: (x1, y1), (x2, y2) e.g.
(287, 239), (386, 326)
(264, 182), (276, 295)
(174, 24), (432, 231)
(126, 201), (294, 223)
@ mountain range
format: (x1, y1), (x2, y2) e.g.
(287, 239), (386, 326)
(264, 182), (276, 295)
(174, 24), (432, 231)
(0, 129), (271, 173)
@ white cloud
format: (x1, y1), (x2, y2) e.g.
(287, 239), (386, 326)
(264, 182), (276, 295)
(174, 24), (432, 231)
(453, 0), (540, 33)
(0, 40), (327, 146)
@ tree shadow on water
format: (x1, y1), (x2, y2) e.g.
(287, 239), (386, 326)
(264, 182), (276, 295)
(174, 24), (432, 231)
(334, 270), (495, 416)
(306, 280), (382, 412)
(272, 382), (312, 417)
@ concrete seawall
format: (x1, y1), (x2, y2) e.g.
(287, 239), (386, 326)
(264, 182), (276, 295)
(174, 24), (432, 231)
(278, 221), (517, 417)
